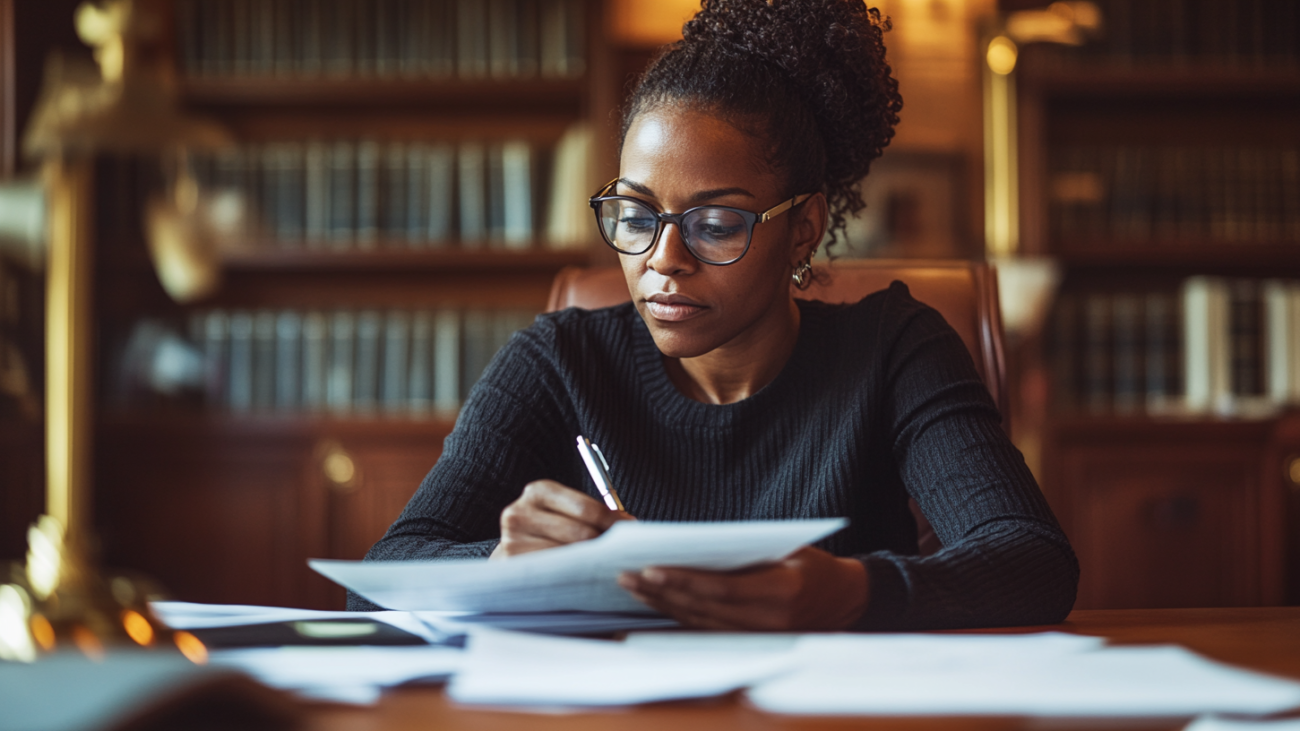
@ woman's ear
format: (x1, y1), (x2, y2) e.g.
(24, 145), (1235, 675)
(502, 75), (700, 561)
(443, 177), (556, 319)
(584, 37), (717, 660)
(789, 192), (829, 266)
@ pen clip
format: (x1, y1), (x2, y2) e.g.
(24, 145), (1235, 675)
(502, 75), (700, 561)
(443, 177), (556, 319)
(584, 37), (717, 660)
(590, 442), (610, 472)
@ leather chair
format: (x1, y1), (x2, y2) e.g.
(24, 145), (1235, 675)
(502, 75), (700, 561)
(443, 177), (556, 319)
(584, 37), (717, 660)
(544, 259), (1009, 555)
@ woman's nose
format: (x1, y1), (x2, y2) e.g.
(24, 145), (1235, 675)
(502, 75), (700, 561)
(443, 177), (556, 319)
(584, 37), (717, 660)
(646, 220), (697, 276)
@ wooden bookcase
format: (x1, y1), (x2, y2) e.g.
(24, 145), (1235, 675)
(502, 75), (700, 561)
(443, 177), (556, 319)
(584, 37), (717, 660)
(1005, 0), (1300, 608)
(86, 0), (614, 609)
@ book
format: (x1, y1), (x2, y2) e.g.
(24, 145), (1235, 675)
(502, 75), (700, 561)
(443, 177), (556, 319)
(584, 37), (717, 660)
(305, 141), (329, 247)
(1083, 292), (1111, 413)
(433, 308), (461, 413)
(275, 310), (303, 412)
(356, 140), (381, 249)
(383, 142), (409, 245)
(382, 310), (410, 414)
(354, 309), (382, 414)
(460, 308), (494, 401)
(199, 309), (229, 407)
(327, 310), (355, 414)
(228, 311), (254, 413)
(457, 0), (490, 79)
(329, 141), (356, 248)
(1111, 294), (1142, 414)
(302, 311), (329, 412)
(458, 142), (487, 246)
(501, 140), (534, 249)
(1144, 291), (1181, 414)
(408, 310), (433, 415)
(1182, 276), (1231, 415)
(252, 310), (277, 410)
(427, 143), (455, 246)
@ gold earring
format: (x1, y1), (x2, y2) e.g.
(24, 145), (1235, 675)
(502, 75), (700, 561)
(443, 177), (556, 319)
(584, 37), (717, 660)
(792, 259), (813, 290)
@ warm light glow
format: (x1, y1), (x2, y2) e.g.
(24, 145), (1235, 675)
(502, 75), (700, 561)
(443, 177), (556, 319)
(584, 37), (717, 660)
(30, 614), (56, 651)
(0, 585), (37, 662)
(122, 609), (155, 646)
(608, 0), (699, 46)
(72, 625), (105, 661)
(25, 517), (64, 600)
(986, 36), (1018, 76)
(174, 630), (209, 664)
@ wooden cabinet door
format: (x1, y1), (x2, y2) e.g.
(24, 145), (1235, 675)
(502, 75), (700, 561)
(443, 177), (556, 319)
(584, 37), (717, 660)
(95, 421), (325, 608)
(1048, 423), (1277, 610)
(302, 426), (449, 609)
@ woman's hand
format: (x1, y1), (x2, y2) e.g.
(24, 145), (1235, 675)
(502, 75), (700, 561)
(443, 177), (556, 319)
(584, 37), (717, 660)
(616, 546), (869, 630)
(489, 479), (634, 559)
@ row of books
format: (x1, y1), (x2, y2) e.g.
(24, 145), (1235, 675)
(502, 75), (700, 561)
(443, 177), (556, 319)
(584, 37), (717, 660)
(193, 139), (554, 249)
(1051, 0), (1298, 66)
(1049, 146), (1300, 244)
(176, 0), (587, 80)
(1050, 278), (1300, 417)
(115, 307), (537, 416)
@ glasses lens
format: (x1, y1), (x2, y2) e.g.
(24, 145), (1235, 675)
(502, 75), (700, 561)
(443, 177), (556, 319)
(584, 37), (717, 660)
(683, 208), (750, 263)
(598, 199), (657, 253)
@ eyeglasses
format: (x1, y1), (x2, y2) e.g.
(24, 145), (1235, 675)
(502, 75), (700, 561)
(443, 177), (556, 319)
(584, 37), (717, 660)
(588, 179), (814, 266)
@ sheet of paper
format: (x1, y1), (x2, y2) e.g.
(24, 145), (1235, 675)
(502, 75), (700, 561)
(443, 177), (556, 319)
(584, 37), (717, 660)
(210, 646), (463, 705)
(446, 628), (796, 707)
(1184, 716), (1300, 731)
(416, 610), (679, 636)
(747, 635), (1300, 718)
(310, 518), (846, 613)
(151, 601), (448, 644)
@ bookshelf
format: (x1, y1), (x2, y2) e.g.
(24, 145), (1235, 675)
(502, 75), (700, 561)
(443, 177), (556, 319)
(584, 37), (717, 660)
(85, 0), (611, 608)
(1005, 0), (1300, 608)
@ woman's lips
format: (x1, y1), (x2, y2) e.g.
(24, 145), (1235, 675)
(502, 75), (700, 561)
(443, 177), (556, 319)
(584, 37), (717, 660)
(644, 294), (707, 322)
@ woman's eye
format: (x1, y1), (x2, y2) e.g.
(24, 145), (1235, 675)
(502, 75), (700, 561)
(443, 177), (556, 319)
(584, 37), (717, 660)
(620, 215), (657, 232)
(693, 220), (745, 240)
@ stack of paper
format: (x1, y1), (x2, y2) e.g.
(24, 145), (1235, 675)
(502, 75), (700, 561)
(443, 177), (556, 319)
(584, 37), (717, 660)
(210, 646), (463, 705)
(446, 629), (796, 707)
(745, 633), (1300, 718)
(310, 519), (846, 613)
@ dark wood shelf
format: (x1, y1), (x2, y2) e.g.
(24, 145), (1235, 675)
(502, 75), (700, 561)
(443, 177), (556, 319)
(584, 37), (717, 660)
(180, 76), (586, 111)
(1053, 240), (1300, 273)
(1019, 62), (1300, 98)
(219, 246), (594, 274)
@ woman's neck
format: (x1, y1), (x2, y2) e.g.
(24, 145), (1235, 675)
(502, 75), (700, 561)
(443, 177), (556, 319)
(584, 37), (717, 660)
(662, 299), (802, 405)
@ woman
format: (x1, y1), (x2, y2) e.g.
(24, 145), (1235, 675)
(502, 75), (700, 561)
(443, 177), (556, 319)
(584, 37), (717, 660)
(355, 0), (1079, 630)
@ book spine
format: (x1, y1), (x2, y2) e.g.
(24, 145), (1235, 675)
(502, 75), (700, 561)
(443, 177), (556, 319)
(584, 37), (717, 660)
(302, 311), (329, 412)
(327, 310), (355, 414)
(383, 142), (409, 245)
(356, 140), (380, 249)
(458, 142), (487, 246)
(433, 308), (461, 413)
(228, 311), (254, 413)
(408, 310), (433, 415)
(275, 310), (303, 412)
(457, 0), (489, 79)
(354, 309), (382, 414)
(305, 141), (329, 247)
(460, 308), (493, 402)
(1083, 292), (1111, 414)
(252, 310), (277, 410)
(1111, 293), (1142, 414)
(427, 143), (455, 246)
(382, 310), (410, 414)
(501, 139), (534, 249)
(329, 141), (356, 248)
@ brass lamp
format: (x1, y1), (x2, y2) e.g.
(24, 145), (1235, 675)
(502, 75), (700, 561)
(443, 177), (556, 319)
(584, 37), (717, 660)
(0, 0), (230, 662)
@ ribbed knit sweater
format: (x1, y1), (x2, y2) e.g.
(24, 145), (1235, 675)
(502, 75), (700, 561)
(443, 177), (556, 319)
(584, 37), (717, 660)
(352, 282), (1079, 629)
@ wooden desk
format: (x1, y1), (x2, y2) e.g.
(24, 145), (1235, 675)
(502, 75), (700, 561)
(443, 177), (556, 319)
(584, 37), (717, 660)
(307, 608), (1300, 731)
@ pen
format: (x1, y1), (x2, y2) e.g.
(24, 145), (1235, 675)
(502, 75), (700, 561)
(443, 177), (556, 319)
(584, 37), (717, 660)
(576, 435), (625, 512)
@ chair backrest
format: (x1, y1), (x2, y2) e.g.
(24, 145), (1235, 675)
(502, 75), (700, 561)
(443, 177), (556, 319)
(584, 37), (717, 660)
(546, 259), (1009, 428)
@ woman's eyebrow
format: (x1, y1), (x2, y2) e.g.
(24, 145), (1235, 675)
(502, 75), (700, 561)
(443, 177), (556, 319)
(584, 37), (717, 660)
(616, 179), (756, 204)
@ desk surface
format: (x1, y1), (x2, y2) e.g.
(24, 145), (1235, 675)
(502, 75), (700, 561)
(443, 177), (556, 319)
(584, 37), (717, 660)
(306, 607), (1300, 731)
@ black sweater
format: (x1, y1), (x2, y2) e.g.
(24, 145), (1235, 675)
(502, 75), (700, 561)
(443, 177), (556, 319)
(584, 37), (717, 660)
(352, 283), (1079, 629)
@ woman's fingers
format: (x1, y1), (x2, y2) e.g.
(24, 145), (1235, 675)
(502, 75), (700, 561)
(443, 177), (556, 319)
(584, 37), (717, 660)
(616, 548), (869, 630)
(492, 480), (629, 558)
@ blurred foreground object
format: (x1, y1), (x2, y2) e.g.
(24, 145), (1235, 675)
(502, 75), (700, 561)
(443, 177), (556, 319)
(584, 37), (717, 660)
(0, 650), (299, 731)
(3, 0), (230, 663)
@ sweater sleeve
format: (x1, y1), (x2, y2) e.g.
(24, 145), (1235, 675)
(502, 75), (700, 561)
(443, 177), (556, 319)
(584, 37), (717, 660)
(854, 283), (1079, 630)
(347, 317), (578, 610)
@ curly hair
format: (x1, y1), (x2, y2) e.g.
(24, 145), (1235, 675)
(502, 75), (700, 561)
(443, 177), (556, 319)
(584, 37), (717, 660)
(621, 0), (903, 252)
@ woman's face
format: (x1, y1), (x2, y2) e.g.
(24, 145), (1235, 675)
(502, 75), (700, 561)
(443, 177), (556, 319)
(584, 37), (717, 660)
(616, 107), (821, 360)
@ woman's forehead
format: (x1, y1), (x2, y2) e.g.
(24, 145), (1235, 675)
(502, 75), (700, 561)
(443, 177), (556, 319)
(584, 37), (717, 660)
(620, 108), (779, 197)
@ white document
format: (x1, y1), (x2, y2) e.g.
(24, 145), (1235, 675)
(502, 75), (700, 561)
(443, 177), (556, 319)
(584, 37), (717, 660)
(416, 610), (679, 636)
(150, 601), (446, 644)
(447, 628), (796, 707)
(747, 634), (1300, 718)
(310, 518), (846, 613)
(210, 645), (463, 705)
(1184, 717), (1300, 731)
